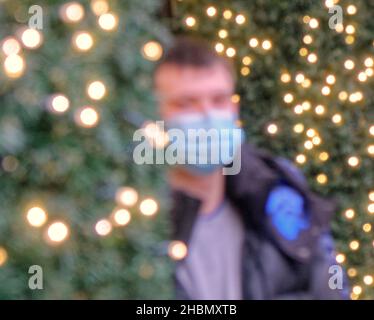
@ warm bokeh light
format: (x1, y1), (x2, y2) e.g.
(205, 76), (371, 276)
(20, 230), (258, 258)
(139, 198), (158, 216)
(115, 187), (138, 207)
(0, 247), (8, 267)
(26, 207), (47, 227)
(47, 221), (69, 243)
(98, 12), (118, 31)
(1, 37), (21, 55)
(75, 106), (99, 128)
(95, 219), (112, 236)
(87, 81), (106, 100)
(168, 241), (188, 260)
(72, 31), (94, 52)
(112, 208), (131, 226)
(91, 0), (109, 16)
(60, 2), (85, 23)
(48, 94), (70, 113)
(142, 41), (163, 61)
(3, 54), (25, 78)
(20, 28), (43, 49)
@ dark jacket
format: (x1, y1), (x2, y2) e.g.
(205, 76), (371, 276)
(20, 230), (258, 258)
(169, 143), (348, 300)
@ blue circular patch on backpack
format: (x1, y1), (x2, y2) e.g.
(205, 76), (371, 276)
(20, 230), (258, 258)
(265, 185), (310, 241)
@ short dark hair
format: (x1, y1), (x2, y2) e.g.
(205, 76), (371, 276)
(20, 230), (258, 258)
(154, 36), (235, 81)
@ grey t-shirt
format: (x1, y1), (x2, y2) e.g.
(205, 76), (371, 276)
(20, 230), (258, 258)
(175, 200), (245, 300)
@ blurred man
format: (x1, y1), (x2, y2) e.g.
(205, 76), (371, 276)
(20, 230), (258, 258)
(153, 37), (347, 300)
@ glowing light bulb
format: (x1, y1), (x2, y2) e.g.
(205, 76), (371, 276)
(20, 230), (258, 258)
(49, 94), (70, 113)
(344, 59), (355, 70)
(91, 0), (109, 16)
(87, 81), (106, 100)
(261, 40), (272, 50)
(316, 173), (328, 184)
(72, 31), (94, 52)
(60, 2), (85, 23)
(303, 35), (313, 44)
(336, 253), (345, 264)
(315, 105), (325, 115)
(345, 25), (355, 34)
(307, 53), (318, 63)
(168, 241), (188, 260)
(326, 74), (336, 84)
(98, 12), (118, 31)
(347, 156), (360, 167)
(347, 5), (357, 15)
(283, 93), (294, 103)
(364, 57), (374, 67)
(293, 123), (304, 133)
(321, 86), (331, 95)
(344, 209), (355, 219)
(296, 154), (306, 164)
(309, 18), (319, 29)
(249, 38), (258, 48)
(0, 247), (8, 267)
(95, 219), (112, 236)
(47, 221), (69, 243)
(349, 240), (360, 250)
(3, 54), (25, 78)
(363, 275), (373, 285)
(206, 6), (217, 17)
(235, 14), (246, 25)
(226, 47), (236, 57)
(142, 41), (163, 61)
(185, 16), (196, 27)
(332, 113), (342, 124)
(295, 73), (305, 83)
(267, 123), (278, 135)
(112, 208), (131, 226)
(139, 198), (158, 216)
(363, 223), (372, 233)
(280, 72), (291, 83)
(20, 28), (43, 49)
(223, 10), (233, 20)
(319, 152), (329, 161)
(218, 29), (228, 39)
(1, 37), (21, 55)
(115, 187), (138, 207)
(26, 207), (47, 227)
(75, 106), (99, 128)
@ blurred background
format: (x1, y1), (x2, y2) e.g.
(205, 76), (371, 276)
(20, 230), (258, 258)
(0, 0), (373, 299)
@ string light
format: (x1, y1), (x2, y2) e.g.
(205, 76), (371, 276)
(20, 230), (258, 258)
(363, 275), (373, 286)
(0, 247), (8, 267)
(349, 240), (360, 250)
(95, 219), (112, 236)
(215, 42), (224, 53)
(261, 40), (272, 50)
(75, 106), (99, 128)
(364, 57), (374, 67)
(332, 113), (343, 124)
(226, 47), (236, 57)
(319, 152), (329, 161)
(142, 41), (163, 61)
(358, 72), (367, 82)
(344, 209), (355, 219)
(344, 59), (355, 70)
(335, 24), (344, 33)
(249, 38), (259, 48)
(231, 94), (240, 104)
(347, 156), (360, 167)
(235, 14), (246, 25)
(299, 47), (308, 56)
(345, 25), (355, 34)
(218, 29), (228, 39)
(326, 74), (336, 84)
(267, 123), (278, 135)
(294, 104), (303, 114)
(87, 81), (106, 100)
(293, 123), (304, 133)
(242, 56), (252, 66)
(26, 207), (47, 227)
(303, 35), (313, 44)
(72, 31), (94, 52)
(321, 86), (331, 95)
(139, 198), (158, 216)
(60, 2), (85, 23)
(295, 73), (305, 83)
(168, 241), (188, 260)
(112, 208), (131, 226)
(143, 121), (169, 148)
(315, 105), (325, 115)
(90, 0), (109, 16)
(20, 28), (43, 49)
(185, 16), (196, 27)
(241, 67), (250, 76)
(338, 91), (348, 101)
(47, 221), (69, 243)
(48, 94), (70, 113)
(348, 268), (357, 277)
(363, 223), (372, 233)
(206, 6), (217, 17)
(316, 173), (328, 184)
(3, 54), (25, 78)
(307, 53), (318, 63)
(223, 10), (233, 20)
(115, 187), (138, 207)
(1, 37), (21, 55)
(283, 93), (294, 103)
(336, 253), (346, 264)
(98, 12), (118, 31)
(309, 18), (319, 29)
(296, 154), (306, 164)
(280, 72), (291, 83)
(347, 5), (357, 15)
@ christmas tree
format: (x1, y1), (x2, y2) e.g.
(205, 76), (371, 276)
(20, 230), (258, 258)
(0, 0), (173, 299)
(0, 0), (373, 300)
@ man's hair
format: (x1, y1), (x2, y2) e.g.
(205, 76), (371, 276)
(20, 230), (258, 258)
(154, 36), (235, 81)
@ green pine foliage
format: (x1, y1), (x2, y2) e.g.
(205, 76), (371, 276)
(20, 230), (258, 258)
(0, 0), (173, 299)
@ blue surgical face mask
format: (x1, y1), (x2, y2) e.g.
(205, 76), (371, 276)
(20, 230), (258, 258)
(165, 109), (245, 175)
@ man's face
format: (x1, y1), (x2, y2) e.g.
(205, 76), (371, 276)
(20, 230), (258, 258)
(154, 63), (238, 120)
